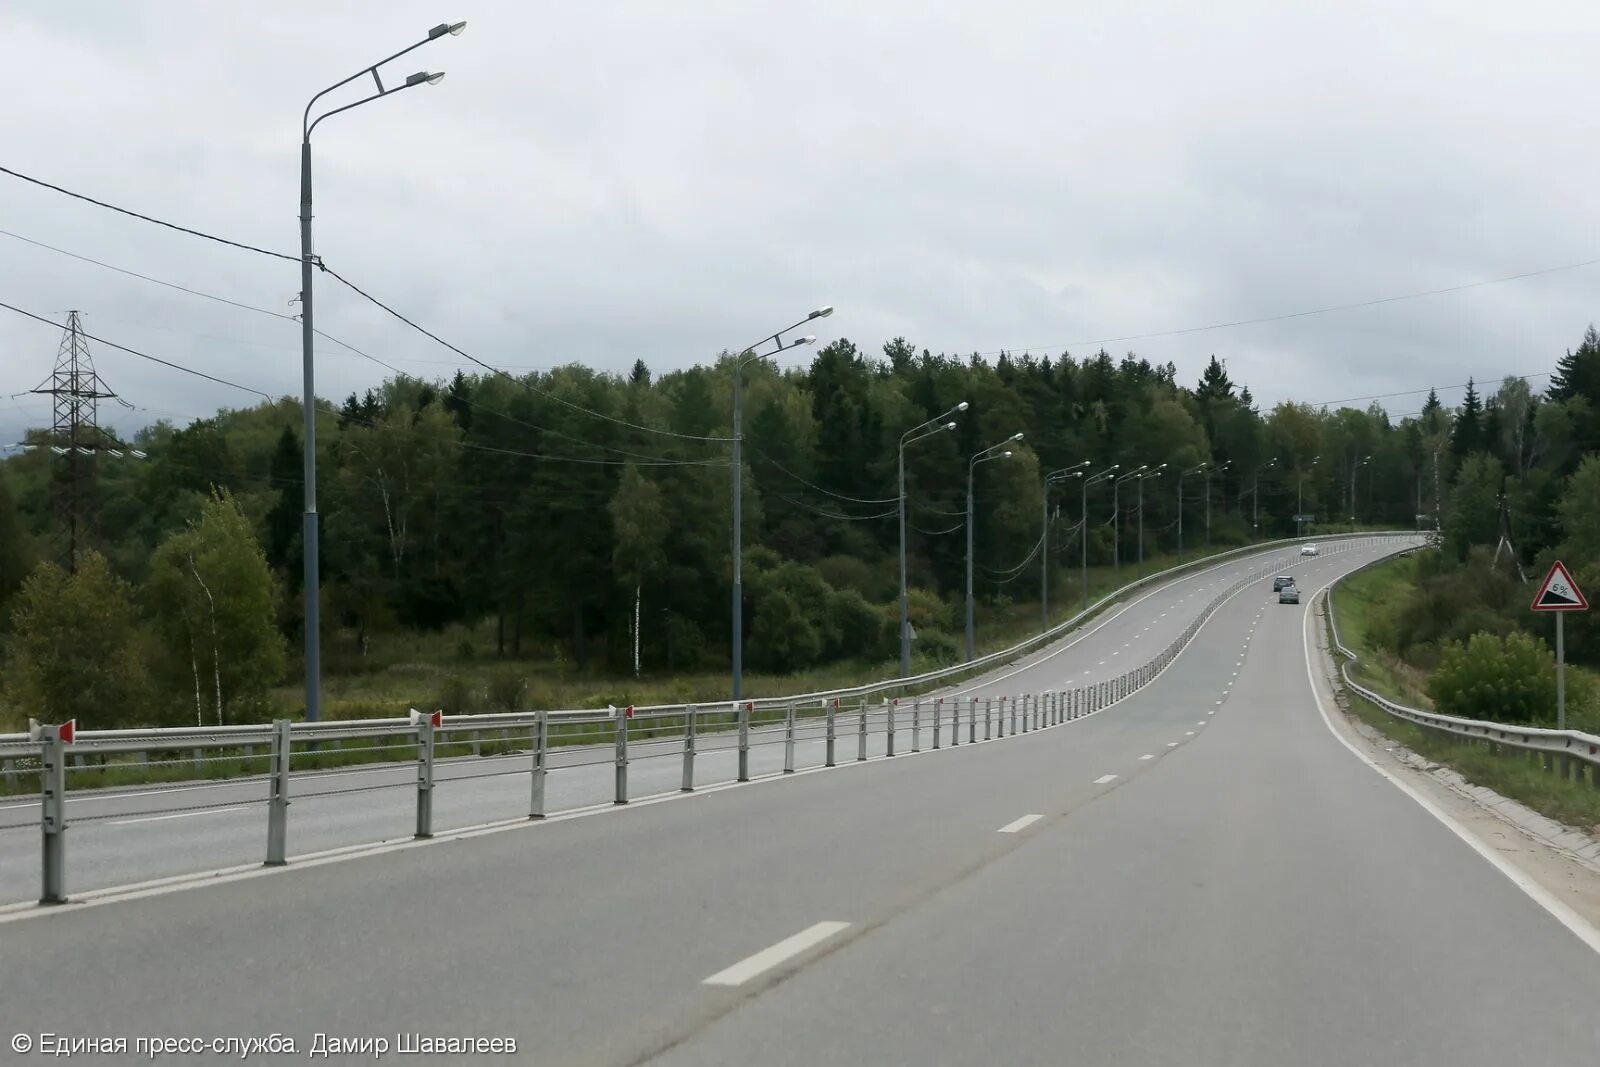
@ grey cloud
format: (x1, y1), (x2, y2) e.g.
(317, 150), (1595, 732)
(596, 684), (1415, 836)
(3, 0), (1596, 451)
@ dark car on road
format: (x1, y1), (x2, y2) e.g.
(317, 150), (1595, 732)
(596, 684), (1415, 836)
(1273, 575), (1293, 592)
(1279, 583), (1300, 604)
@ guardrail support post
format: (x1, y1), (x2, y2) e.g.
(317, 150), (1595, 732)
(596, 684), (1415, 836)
(784, 702), (797, 773)
(265, 718), (290, 865)
(826, 699), (838, 766)
(933, 698), (942, 749)
(39, 725), (67, 904)
(984, 697), (992, 740)
(415, 714), (435, 839)
(912, 699), (921, 752)
(1010, 696), (1018, 734)
(887, 699), (897, 757)
(738, 702), (751, 782)
(857, 700), (868, 762)
(969, 698), (976, 744)
(530, 710), (548, 817)
(948, 699), (959, 746)
(616, 706), (631, 802)
(682, 704), (697, 791)
(997, 697), (1005, 738)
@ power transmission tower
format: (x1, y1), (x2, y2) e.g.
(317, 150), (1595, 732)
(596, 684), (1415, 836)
(30, 311), (119, 572)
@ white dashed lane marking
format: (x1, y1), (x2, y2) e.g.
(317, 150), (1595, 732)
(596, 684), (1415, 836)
(703, 922), (853, 987)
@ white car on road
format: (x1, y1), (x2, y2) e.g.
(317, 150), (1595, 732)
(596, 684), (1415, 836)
(1300, 543), (1319, 557)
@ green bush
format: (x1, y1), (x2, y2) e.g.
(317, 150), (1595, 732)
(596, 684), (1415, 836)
(436, 674), (477, 715)
(910, 628), (962, 668)
(827, 587), (887, 661)
(904, 587), (953, 632)
(487, 670), (526, 711)
(816, 554), (885, 600)
(1428, 631), (1557, 725)
(747, 589), (822, 672)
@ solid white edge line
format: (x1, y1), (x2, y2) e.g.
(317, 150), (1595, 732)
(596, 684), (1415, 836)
(703, 921), (851, 986)
(1094, 774), (1118, 784)
(1138, 754), (1156, 760)
(1301, 571), (1600, 957)
(997, 813), (1044, 833)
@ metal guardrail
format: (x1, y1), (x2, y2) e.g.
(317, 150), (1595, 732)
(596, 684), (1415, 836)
(1324, 554), (1600, 781)
(2, 536), (1418, 905)
(0, 531), (1411, 763)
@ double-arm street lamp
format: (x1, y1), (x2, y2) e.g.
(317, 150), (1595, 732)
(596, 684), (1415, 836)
(1081, 465), (1119, 612)
(1112, 465), (1149, 577)
(729, 307), (832, 699)
(1205, 459), (1230, 549)
(1137, 464), (1167, 575)
(1039, 460), (1090, 631)
(965, 433), (1024, 660)
(1178, 462), (1207, 562)
(299, 19), (465, 722)
(1350, 454), (1372, 529)
(1252, 456), (1277, 538)
(1297, 455), (1321, 538)
(900, 403), (968, 675)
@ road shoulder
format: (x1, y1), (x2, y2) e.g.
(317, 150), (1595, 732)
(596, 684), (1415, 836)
(1308, 592), (1600, 936)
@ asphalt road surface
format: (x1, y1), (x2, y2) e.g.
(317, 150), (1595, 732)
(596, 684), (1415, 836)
(8, 534), (1595, 1065)
(0, 538), (1389, 905)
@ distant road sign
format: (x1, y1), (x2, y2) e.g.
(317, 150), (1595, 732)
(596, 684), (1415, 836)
(1531, 560), (1588, 612)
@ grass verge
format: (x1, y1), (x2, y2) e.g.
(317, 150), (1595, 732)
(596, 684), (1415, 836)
(1329, 555), (1600, 833)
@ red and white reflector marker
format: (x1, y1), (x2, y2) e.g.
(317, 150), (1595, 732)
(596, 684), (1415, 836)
(58, 719), (76, 744)
(1531, 560), (1588, 612)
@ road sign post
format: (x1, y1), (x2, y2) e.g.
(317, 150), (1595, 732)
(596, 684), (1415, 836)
(1530, 560), (1589, 730)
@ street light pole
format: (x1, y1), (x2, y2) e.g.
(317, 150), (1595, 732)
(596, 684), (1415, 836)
(1112, 465), (1147, 579)
(1206, 460), (1230, 550)
(1038, 460), (1088, 632)
(1081, 466), (1118, 612)
(729, 309), (831, 699)
(1136, 465), (1166, 576)
(1179, 462), (1207, 562)
(298, 20), (464, 721)
(901, 402), (968, 676)
(1253, 456), (1277, 539)
(966, 433), (1025, 660)
(1297, 455), (1320, 539)
(1349, 454), (1371, 530)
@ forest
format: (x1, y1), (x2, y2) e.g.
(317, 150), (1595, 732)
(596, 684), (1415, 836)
(2, 326), (1598, 730)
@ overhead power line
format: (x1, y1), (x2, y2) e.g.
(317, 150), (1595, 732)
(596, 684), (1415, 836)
(1309, 370), (1553, 410)
(0, 227), (711, 465)
(317, 262), (731, 444)
(0, 164), (298, 261)
(0, 301), (273, 400)
(978, 258), (1600, 356)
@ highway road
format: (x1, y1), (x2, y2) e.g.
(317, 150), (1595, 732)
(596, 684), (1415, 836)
(0, 538), (1388, 905)
(8, 534), (1594, 1065)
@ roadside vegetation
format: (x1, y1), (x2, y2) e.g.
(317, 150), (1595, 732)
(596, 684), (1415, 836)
(1, 324), (1596, 737)
(1332, 552), (1600, 831)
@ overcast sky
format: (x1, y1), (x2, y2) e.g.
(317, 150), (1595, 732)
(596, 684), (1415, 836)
(4, 0), (1598, 449)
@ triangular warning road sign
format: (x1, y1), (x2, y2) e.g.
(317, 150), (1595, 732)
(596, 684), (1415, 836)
(1531, 560), (1589, 612)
